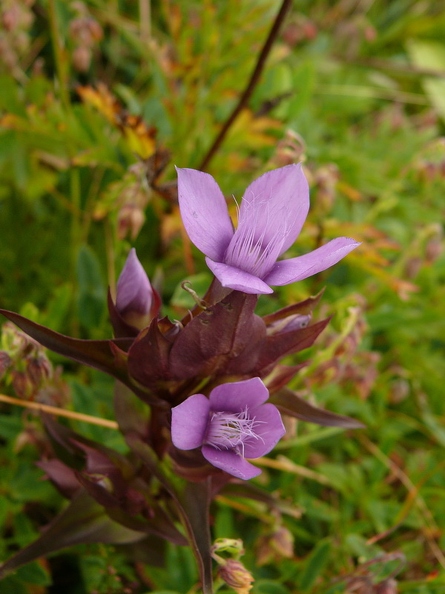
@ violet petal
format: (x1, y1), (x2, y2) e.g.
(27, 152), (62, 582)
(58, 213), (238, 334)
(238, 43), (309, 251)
(209, 377), (269, 413)
(177, 168), (234, 262)
(238, 164), (309, 256)
(242, 403), (285, 458)
(205, 258), (273, 294)
(264, 237), (360, 286)
(171, 394), (210, 450)
(201, 445), (261, 480)
(116, 248), (152, 315)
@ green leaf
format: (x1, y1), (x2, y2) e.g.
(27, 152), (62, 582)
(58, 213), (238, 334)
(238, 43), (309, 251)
(254, 580), (291, 594)
(299, 540), (332, 591)
(406, 40), (445, 121)
(14, 561), (51, 586)
(76, 245), (106, 330)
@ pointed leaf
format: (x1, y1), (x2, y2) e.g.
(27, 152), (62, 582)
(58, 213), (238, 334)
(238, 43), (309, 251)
(76, 473), (187, 546)
(270, 388), (365, 428)
(179, 481), (213, 594)
(37, 459), (80, 498)
(114, 381), (150, 438)
(262, 289), (325, 326)
(0, 309), (132, 381)
(127, 435), (214, 594)
(42, 414), (120, 469)
(222, 482), (303, 519)
(0, 490), (145, 580)
(265, 363), (307, 393)
(255, 318), (330, 372)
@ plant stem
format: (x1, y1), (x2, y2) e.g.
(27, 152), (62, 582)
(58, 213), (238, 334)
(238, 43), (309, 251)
(0, 393), (119, 429)
(198, 0), (292, 171)
(47, 0), (69, 110)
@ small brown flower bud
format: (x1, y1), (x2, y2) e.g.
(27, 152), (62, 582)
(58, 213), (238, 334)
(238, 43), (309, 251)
(218, 559), (254, 593)
(26, 355), (52, 387)
(0, 351), (12, 378)
(374, 578), (398, 594)
(270, 526), (294, 558)
(12, 370), (35, 399)
(72, 45), (92, 72)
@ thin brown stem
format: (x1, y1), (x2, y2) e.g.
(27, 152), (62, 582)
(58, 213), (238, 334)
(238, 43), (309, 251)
(0, 393), (118, 429)
(198, 0), (293, 171)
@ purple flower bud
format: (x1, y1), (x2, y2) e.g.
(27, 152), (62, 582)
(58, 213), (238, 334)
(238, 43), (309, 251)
(267, 313), (312, 335)
(171, 378), (285, 480)
(115, 249), (159, 329)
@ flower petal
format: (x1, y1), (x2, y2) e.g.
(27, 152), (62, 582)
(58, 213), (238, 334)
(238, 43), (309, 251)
(264, 237), (360, 286)
(243, 403), (285, 458)
(116, 248), (152, 315)
(205, 258), (273, 294)
(238, 164), (309, 257)
(171, 394), (210, 450)
(209, 377), (269, 413)
(201, 445), (261, 479)
(177, 167), (234, 261)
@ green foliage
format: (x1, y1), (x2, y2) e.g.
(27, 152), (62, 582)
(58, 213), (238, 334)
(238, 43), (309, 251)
(1, 0), (445, 592)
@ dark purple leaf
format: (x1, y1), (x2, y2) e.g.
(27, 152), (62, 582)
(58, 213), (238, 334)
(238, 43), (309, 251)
(0, 490), (145, 580)
(127, 435), (214, 594)
(264, 363), (307, 393)
(114, 381), (150, 439)
(270, 388), (365, 428)
(179, 481), (213, 594)
(254, 318), (330, 373)
(37, 459), (80, 498)
(76, 473), (187, 545)
(262, 289), (325, 326)
(0, 309), (132, 382)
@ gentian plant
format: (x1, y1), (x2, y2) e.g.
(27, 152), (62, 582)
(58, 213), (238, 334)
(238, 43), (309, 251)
(0, 165), (361, 592)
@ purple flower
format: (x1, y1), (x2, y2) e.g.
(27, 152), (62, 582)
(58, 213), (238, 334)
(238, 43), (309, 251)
(115, 248), (159, 329)
(177, 164), (360, 294)
(171, 378), (285, 480)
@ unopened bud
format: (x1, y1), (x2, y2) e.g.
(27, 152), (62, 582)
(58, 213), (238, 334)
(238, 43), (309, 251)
(0, 351), (12, 379)
(218, 559), (254, 593)
(117, 203), (145, 240)
(26, 355), (52, 387)
(12, 370), (35, 399)
(72, 45), (92, 72)
(115, 248), (160, 329)
(268, 313), (311, 335)
(270, 526), (294, 558)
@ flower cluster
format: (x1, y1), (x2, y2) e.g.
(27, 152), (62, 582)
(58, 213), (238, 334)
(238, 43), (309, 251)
(0, 164), (361, 589)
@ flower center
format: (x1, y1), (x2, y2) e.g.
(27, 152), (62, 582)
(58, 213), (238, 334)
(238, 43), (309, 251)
(204, 408), (263, 456)
(224, 198), (288, 279)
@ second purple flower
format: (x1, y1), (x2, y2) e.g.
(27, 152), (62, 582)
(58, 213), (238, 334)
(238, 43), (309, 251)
(171, 377), (285, 480)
